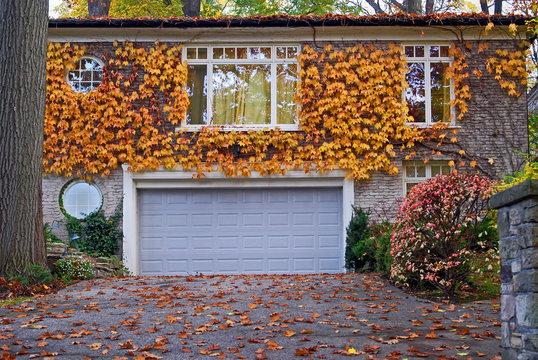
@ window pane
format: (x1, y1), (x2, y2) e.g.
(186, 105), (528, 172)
(213, 48), (224, 59)
(187, 48), (196, 59)
(415, 46), (424, 57)
(406, 62), (426, 122)
(277, 64), (298, 125)
(441, 165), (451, 175)
(237, 47), (247, 59)
(198, 48), (207, 59)
(225, 48), (235, 59)
(277, 47), (286, 59)
(440, 46), (449, 57)
(287, 47), (298, 58)
(186, 65), (208, 125)
(431, 165), (440, 176)
(212, 64), (271, 125)
(62, 182), (102, 219)
(431, 62), (451, 123)
(430, 46), (440, 57)
(406, 166), (415, 177)
(405, 46), (414, 58)
(416, 165), (426, 177)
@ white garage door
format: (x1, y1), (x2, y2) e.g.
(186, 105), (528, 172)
(138, 187), (343, 275)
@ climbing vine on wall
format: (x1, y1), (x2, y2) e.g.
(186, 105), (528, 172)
(44, 31), (527, 180)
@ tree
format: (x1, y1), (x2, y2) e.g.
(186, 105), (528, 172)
(0, 0), (48, 277)
(56, 0), (363, 17)
(59, 0), (200, 17)
(88, 0), (112, 16)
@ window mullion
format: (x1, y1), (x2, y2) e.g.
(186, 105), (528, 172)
(207, 47), (213, 125)
(271, 47), (277, 126)
(425, 59), (432, 125)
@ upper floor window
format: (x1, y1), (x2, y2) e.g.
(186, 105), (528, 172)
(184, 45), (299, 129)
(67, 57), (103, 93)
(404, 45), (452, 125)
(403, 161), (452, 195)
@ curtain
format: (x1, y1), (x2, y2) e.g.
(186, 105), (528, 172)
(213, 64), (271, 125)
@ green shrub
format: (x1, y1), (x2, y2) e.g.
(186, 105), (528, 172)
(65, 201), (123, 257)
(345, 207), (395, 274)
(10, 265), (54, 287)
(369, 221), (393, 276)
(55, 256), (95, 282)
(345, 207), (371, 272)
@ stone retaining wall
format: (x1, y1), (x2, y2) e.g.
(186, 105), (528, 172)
(490, 179), (538, 360)
(46, 242), (125, 278)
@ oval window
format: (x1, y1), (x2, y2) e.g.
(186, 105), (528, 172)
(61, 181), (102, 219)
(67, 57), (103, 93)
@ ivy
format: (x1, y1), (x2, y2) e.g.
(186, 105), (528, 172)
(65, 201), (123, 258)
(44, 34), (526, 180)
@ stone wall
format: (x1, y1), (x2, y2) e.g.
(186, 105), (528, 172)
(42, 169), (123, 241)
(490, 180), (538, 360)
(46, 242), (126, 278)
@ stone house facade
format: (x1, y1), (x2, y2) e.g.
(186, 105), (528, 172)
(44, 14), (529, 275)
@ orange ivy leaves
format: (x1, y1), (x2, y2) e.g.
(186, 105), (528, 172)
(44, 41), (188, 177)
(486, 42), (529, 97)
(45, 42), (455, 180)
(297, 44), (443, 179)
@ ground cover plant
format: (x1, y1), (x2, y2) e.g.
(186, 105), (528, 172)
(390, 172), (496, 297)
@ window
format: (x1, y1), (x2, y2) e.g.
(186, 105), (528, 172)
(61, 181), (102, 219)
(67, 57), (103, 93)
(403, 161), (452, 195)
(185, 45), (299, 129)
(404, 45), (452, 124)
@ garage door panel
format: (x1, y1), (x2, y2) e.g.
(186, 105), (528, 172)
(138, 187), (343, 275)
(319, 257), (341, 271)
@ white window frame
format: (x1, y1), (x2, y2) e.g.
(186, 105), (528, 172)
(402, 161), (452, 196)
(403, 44), (455, 126)
(60, 180), (103, 219)
(66, 56), (104, 94)
(182, 44), (300, 131)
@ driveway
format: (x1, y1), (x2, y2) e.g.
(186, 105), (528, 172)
(0, 274), (501, 359)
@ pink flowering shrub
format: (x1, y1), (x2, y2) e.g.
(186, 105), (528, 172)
(390, 172), (495, 296)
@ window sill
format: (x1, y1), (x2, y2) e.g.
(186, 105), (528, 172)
(175, 124), (300, 132)
(405, 122), (461, 129)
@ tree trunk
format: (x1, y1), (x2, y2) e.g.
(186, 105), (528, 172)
(480, 0), (489, 14)
(494, 0), (503, 13)
(88, 0), (112, 17)
(0, 0), (47, 277)
(407, 0), (422, 14)
(182, 0), (201, 17)
(425, 0), (435, 13)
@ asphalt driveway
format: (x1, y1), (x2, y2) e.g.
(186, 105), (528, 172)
(0, 274), (501, 359)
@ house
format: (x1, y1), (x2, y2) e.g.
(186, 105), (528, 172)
(45, 14), (530, 276)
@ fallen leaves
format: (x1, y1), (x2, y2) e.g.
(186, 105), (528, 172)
(0, 274), (503, 359)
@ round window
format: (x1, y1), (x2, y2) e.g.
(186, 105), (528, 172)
(67, 57), (103, 93)
(61, 181), (103, 219)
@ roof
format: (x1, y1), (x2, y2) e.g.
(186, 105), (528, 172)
(49, 13), (530, 29)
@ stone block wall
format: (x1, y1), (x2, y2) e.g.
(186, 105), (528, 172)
(490, 180), (538, 360)
(42, 169), (124, 241)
